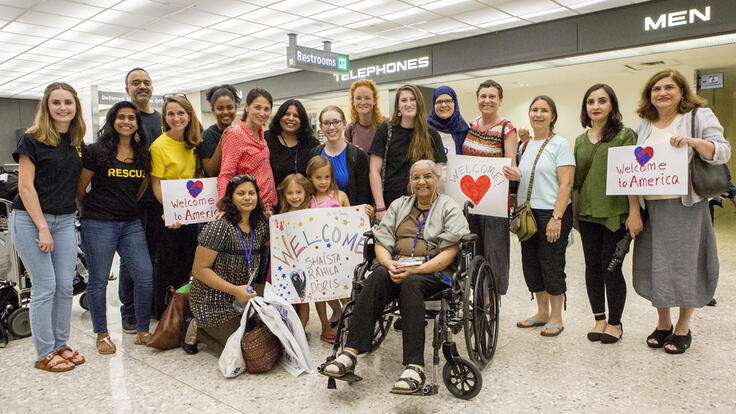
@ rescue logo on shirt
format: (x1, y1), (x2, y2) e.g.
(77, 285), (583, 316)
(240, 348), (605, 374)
(108, 168), (145, 178)
(75, 145), (82, 158)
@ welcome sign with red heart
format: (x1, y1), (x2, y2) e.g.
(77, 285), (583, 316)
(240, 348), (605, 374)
(460, 175), (490, 205)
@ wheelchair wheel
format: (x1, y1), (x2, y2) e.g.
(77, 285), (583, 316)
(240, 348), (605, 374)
(370, 313), (393, 351)
(79, 292), (89, 311)
(8, 307), (31, 338)
(463, 256), (499, 366)
(442, 356), (482, 400)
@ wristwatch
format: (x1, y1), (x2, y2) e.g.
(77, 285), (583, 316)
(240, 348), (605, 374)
(551, 214), (561, 220)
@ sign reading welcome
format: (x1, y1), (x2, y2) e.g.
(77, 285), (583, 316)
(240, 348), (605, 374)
(161, 178), (219, 226)
(441, 155), (511, 218)
(265, 206), (370, 304)
(606, 144), (688, 195)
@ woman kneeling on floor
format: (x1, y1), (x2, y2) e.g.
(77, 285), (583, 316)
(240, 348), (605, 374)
(190, 175), (269, 355)
(321, 160), (469, 394)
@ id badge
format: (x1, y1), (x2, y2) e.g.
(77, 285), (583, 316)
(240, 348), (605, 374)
(397, 256), (425, 266)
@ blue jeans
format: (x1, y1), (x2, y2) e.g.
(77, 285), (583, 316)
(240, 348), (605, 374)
(10, 210), (77, 361)
(81, 218), (152, 333)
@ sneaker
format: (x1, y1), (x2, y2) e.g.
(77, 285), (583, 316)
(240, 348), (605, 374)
(122, 316), (136, 334)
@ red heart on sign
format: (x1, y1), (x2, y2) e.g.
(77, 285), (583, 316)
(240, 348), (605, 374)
(460, 175), (491, 205)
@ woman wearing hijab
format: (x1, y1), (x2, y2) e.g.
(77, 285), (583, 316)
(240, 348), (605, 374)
(427, 85), (469, 158)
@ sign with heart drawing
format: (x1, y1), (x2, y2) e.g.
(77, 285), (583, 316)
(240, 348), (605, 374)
(440, 155), (511, 217)
(161, 177), (219, 226)
(606, 144), (688, 195)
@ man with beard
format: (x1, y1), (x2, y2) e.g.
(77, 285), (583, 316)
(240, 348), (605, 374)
(117, 68), (164, 332)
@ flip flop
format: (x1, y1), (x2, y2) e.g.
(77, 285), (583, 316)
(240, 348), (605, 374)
(541, 324), (564, 337)
(516, 317), (546, 328)
(320, 332), (336, 344)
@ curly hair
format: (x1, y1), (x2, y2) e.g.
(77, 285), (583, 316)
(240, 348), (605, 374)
(216, 175), (266, 228)
(205, 84), (241, 108)
(636, 69), (707, 121)
(94, 101), (151, 173)
(349, 79), (383, 131)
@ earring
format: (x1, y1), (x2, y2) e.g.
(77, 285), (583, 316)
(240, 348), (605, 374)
(398, 112), (402, 117)
(133, 132), (140, 143)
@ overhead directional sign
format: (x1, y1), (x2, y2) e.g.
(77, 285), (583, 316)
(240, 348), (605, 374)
(286, 44), (349, 74)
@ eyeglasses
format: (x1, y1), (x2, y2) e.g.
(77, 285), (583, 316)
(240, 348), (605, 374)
(434, 99), (454, 106)
(163, 93), (187, 100)
(320, 120), (343, 128)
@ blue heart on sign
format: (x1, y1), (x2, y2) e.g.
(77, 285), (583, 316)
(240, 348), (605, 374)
(634, 146), (654, 167)
(186, 180), (203, 198)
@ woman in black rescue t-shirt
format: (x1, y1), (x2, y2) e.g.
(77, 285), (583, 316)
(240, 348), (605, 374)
(77, 101), (153, 354)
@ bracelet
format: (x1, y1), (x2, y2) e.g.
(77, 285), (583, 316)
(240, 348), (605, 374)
(376, 207), (386, 212)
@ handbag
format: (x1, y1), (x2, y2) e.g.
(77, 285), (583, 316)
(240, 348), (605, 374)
(241, 311), (283, 374)
(147, 285), (193, 350)
(689, 107), (730, 198)
(510, 138), (551, 242)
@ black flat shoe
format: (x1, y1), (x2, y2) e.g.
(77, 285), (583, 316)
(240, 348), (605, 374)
(664, 330), (691, 354)
(601, 324), (623, 344)
(587, 332), (602, 342)
(707, 298), (717, 306)
(646, 325), (673, 348)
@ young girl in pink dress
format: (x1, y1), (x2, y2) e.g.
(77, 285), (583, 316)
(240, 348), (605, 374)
(306, 156), (350, 343)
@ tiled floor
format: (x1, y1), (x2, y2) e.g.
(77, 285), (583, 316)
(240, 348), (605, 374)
(4, 207), (736, 414)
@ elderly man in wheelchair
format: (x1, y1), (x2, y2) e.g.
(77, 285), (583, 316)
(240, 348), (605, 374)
(319, 160), (498, 399)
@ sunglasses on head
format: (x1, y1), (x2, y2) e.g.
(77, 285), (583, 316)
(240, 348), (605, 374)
(163, 93), (187, 100)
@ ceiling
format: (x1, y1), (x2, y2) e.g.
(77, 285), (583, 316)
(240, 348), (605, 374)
(0, 0), (650, 99)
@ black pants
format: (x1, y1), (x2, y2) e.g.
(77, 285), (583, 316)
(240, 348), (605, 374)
(467, 214), (510, 295)
(520, 207), (572, 296)
(578, 221), (627, 325)
(152, 223), (198, 318)
(120, 201), (163, 320)
(345, 265), (446, 366)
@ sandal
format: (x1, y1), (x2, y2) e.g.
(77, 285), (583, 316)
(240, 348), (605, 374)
(646, 325), (673, 348)
(664, 330), (691, 354)
(135, 332), (151, 345)
(516, 317), (546, 328)
(540, 324), (564, 337)
(57, 346), (85, 365)
(34, 352), (75, 372)
(320, 332), (336, 344)
(96, 334), (116, 354)
(321, 351), (357, 378)
(390, 365), (425, 395)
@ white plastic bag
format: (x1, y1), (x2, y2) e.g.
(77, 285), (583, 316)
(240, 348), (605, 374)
(249, 297), (315, 377)
(218, 301), (251, 378)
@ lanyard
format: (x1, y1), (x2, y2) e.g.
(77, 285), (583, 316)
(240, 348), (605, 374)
(411, 208), (431, 257)
(236, 226), (254, 274)
(280, 135), (299, 173)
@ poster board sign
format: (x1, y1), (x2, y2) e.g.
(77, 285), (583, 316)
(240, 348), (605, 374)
(441, 155), (511, 218)
(438, 132), (456, 190)
(265, 206), (370, 304)
(161, 178), (218, 226)
(606, 144), (688, 195)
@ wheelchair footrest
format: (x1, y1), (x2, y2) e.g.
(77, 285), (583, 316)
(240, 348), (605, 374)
(326, 373), (363, 385)
(408, 383), (439, 396)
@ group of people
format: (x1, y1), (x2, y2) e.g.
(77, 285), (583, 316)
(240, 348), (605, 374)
(11, 67), (727, 392)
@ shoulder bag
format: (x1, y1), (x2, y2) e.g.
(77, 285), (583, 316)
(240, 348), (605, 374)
(510, 138), (551, 242)
(689, 107), (730, 198)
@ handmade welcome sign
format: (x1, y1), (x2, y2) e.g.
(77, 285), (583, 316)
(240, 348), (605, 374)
(264, 206), (371, 304)
(161, 177), (218, 226)
(440, 155), (511, 217)
(606, 144), (688, 195)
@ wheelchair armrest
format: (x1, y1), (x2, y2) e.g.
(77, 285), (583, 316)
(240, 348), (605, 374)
(460, 233), (479, 244)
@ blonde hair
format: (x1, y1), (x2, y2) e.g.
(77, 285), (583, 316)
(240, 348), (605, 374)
(390, 85), (435, 165)
(277, 173), (313, 213)
(349, 79), (383, 131)
(27, 82), (86, 146)
(636, 69), (707, 122)
(162, 95), (202, 149)
(306, 156), (338, 197)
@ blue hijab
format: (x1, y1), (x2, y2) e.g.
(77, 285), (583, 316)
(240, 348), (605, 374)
(427, 86), (469, 155)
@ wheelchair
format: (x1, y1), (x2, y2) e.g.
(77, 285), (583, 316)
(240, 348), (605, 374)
(318, 202), (499, 400)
